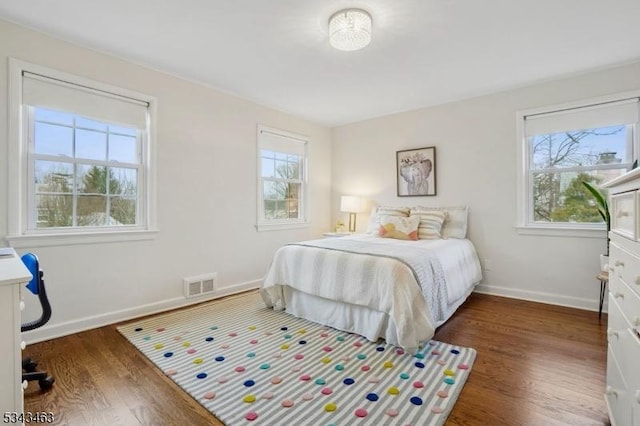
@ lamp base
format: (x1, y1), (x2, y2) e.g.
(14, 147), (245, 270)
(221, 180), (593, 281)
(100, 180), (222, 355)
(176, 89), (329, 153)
(348, 212), (357, 233)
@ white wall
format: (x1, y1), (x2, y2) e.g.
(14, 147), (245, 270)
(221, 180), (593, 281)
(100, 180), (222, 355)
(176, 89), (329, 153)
(331, 61), (640, 310)
(0, 20), (332, 342)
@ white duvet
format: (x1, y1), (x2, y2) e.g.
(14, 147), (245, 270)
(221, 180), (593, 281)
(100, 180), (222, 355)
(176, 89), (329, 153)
(261, 234), (482, 352)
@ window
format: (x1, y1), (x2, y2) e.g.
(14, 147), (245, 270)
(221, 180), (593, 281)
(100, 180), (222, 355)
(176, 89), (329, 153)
(256, 125), (308, 231)
(30, 109), (140, 228)
(8, 59), (157, 246)
(517, 95), (639, 235)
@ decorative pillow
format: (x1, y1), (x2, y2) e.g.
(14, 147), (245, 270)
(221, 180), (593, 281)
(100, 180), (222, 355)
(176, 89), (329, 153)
(378, 215), (420, 241)
(409, 209), (447, 239)
(411, 206), (468, 239)
(366, 206), (410, 234)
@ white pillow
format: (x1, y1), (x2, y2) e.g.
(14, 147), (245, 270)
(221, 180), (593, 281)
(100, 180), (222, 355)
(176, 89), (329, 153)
(378, 215), (420, 241)
(408, 209), (447, 239)
(366, 206), (410, 234)
(411, 206), (468, 239)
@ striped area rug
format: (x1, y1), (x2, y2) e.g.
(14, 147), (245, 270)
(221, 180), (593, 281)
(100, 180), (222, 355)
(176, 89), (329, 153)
(117, 291), (475, 425)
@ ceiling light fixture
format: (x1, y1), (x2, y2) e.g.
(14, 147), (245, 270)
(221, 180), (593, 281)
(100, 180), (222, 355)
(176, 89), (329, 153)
(328, 8), (372, 51)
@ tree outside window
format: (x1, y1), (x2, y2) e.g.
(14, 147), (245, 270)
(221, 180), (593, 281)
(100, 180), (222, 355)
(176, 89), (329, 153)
(529, 125), (630, 224)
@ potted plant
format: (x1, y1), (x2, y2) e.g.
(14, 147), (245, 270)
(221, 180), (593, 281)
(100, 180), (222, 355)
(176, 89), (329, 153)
(582, 180), (610, 270)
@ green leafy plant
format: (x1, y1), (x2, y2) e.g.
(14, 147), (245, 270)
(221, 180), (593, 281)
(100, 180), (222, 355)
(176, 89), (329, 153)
(582, 180), (610, 256)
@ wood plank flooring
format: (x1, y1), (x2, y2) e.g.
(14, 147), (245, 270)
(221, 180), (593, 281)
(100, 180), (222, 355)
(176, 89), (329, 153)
(23, 292), (609, 425)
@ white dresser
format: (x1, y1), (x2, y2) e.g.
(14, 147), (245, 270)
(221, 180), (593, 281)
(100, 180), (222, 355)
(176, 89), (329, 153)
(602, 168), (640, 426)
(0, 249), (31, 415)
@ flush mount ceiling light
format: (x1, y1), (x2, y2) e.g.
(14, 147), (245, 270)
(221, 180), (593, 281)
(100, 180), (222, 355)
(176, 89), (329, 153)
(328, 8), (372, 51)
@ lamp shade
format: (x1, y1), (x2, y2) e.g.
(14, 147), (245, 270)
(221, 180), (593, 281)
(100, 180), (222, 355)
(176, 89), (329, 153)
(329, 9), (372, 51)
(340, 195), (363, 213)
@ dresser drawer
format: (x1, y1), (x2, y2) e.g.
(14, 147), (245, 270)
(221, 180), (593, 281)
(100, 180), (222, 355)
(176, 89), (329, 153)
(607, 346), (633, 426)
(621, 329), (640, 396)
(610, 243), (640, 300)
(611, 191), (638, 240)
(609, 296), (640, 370)
(626, 328), (640, 392)
(610, 278), (640, 331)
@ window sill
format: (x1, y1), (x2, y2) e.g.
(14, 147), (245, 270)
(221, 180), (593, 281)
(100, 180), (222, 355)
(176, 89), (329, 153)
(256, 222), (310, 232)
(515, 225), (606, 238)
(6, 229), (159, 248)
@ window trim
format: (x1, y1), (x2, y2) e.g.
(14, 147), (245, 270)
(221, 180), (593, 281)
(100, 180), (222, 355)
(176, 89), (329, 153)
(516, 91), (640, 237)
(7, 58), (158, 247)
(256, 124), (309, 232)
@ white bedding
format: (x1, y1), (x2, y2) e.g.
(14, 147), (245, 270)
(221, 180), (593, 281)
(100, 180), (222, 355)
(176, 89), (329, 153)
(260, 234), (482, 353)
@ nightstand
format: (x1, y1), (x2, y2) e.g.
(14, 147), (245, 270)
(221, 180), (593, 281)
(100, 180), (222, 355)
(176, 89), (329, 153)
(322, 232), (351, 238)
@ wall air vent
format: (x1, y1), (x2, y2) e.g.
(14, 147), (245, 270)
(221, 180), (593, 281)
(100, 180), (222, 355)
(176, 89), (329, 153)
(183, 273), (217, 298)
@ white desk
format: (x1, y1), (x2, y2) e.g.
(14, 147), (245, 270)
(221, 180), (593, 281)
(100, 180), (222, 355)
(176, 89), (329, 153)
(0, 248), (32, 415)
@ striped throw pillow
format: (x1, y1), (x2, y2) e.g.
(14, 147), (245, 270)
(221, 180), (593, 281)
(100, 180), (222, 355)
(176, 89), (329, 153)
(409, 209), (447, 239)
(412, 206), (468, 239)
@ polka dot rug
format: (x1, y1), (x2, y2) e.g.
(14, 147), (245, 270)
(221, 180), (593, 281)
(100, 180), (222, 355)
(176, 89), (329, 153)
(117, 291), (476, 425)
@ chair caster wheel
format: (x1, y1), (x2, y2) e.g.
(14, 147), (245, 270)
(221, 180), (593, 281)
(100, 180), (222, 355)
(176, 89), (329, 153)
(39, 376), (55, 390)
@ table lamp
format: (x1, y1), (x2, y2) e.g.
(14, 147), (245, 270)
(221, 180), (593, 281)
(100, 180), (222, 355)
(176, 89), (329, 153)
(340, 195), (363, 233)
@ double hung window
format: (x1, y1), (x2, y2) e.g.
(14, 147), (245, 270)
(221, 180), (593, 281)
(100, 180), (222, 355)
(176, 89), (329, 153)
(8, 59), (156, 245)
(256, 125), (308, 230)
(518, 96), (639, 233)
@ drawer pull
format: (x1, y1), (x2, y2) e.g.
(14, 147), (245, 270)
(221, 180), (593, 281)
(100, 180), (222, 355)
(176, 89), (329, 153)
(19, 301), (25, 311)
(22, 380), (28, 390)
(617, 210), (630, 218)
(614, 291), (625, 299)
(20, 341), (26, 350)
(615, 260), (625, 267)
(608, 329), (619, 340)
(635, 276), (640, 286)
(606, 386), (618, 397)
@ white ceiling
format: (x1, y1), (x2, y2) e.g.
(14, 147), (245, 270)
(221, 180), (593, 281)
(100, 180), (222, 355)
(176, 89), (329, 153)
(2, 0), (640, 127)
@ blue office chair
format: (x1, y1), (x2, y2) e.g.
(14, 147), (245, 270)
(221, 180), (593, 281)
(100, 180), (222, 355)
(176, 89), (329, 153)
(21, 253), (55, 390)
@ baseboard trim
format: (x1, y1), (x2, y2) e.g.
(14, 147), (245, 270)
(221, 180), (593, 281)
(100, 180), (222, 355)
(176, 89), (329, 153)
(24, 279), (262, 344)
(474, 283), (608, 314)
(26, 281), (605, 344)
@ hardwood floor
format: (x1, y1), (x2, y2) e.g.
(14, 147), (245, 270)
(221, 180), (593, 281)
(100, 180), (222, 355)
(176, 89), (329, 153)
(23, 292), (609, 426)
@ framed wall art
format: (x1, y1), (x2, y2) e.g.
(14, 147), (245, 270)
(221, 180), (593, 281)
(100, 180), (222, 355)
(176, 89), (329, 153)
(396, 146), (436, 196)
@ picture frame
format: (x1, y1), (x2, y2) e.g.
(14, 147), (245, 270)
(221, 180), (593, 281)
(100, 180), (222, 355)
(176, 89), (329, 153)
(396, 146), (436, 196)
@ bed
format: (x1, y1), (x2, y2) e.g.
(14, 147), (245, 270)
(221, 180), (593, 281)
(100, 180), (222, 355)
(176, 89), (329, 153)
(260, 206), (483, 354)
